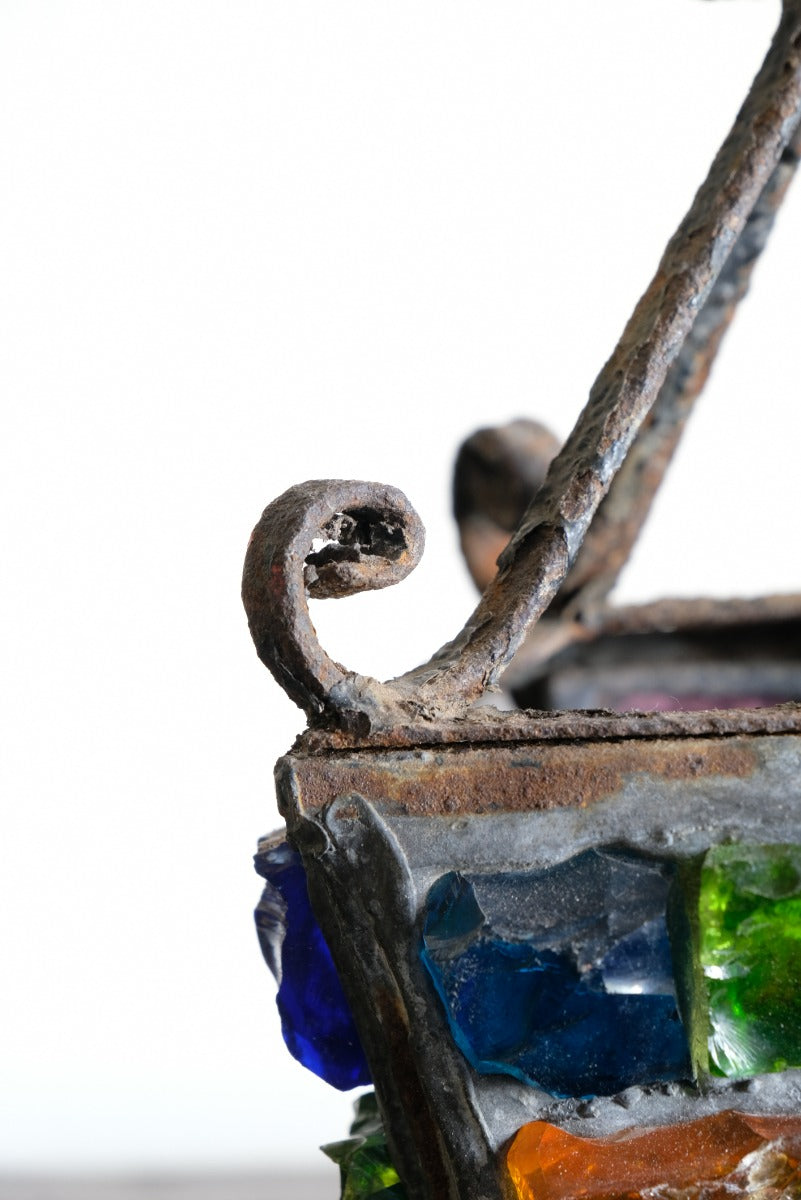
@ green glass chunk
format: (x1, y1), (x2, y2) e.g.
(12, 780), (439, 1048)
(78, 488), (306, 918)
(698, 843), (801, 1077)
(322, 1093), (406, 1199)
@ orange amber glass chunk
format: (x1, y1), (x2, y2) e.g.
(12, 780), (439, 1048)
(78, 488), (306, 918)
(506, 1111), (801, 1200)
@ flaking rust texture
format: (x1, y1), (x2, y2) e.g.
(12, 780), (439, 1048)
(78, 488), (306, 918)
(295, 702), (801, 755)
(280, 734), (762, 821)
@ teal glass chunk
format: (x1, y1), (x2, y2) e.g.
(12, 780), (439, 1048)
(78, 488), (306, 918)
(699, 843), (801, 1077)
(420, 849), (690, 1097)
(322, 1093), (406, 1199)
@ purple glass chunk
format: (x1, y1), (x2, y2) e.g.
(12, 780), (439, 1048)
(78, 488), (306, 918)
(255, 839), (371, 1090)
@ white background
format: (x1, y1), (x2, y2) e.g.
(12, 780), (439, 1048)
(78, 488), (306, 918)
(2, 0), (800, 1175)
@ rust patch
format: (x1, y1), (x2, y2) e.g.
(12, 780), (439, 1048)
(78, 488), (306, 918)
(288, 736), (760, 819)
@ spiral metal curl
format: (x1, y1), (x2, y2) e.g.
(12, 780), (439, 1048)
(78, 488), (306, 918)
(242, 479), (425, 726)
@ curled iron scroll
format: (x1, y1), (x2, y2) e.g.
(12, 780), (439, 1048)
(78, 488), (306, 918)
(242, 480), (424, 724)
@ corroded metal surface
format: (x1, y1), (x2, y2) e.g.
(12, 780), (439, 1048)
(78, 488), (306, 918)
(242, 2), (801, 733)
(295, 702), (801, 756)
(279, 735), (762, 821)
(558, 121), (801, 612)
(276, 728), (801, 1200)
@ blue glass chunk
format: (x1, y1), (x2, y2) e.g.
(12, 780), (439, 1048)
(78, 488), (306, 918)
(255, 839), (371, 1090)
(421, 849), (690, 1097)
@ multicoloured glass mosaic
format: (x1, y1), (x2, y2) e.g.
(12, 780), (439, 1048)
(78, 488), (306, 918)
(256, 839), (801, 1196)
(420, 842), (801, 1097)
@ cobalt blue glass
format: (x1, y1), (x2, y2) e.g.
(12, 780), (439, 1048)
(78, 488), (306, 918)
(255, 840), (371, 1090)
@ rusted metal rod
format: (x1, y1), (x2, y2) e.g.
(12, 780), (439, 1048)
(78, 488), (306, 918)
(395, 0), (801, 719)
(557, 122), (801, 615)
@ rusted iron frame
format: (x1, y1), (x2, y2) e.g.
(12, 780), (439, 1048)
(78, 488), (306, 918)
(278, 720), (801, 1200)
(282, 716), (801, 816)
(555, 121), (801, 618)
(243, 3), (801, 733)
(282, 788), (500, 1200)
